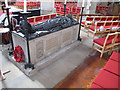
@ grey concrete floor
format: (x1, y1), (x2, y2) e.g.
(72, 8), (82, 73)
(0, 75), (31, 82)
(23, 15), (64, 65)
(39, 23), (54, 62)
(0, 30), (94, 88)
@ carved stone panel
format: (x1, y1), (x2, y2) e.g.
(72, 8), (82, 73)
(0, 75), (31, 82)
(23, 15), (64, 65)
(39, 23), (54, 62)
(36, 40), (44, 59)
(62, 31), (71, 43)
(46, 36), (59, 51)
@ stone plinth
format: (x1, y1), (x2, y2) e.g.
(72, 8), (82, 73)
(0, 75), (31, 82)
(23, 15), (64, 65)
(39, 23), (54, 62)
(12, 24), (79, 75)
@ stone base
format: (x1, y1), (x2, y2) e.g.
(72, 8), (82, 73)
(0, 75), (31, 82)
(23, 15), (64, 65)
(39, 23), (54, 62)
(10, 24), (79, 76)
(7, 41), (80, 76)
(12, 25), (79, 65)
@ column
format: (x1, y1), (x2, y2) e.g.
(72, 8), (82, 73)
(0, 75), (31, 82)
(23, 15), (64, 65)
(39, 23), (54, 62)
(88, 0), (98, 14)
(40, 0), (55, 14)
(86, 0), (91, 14)
(77, 0), (82, 7)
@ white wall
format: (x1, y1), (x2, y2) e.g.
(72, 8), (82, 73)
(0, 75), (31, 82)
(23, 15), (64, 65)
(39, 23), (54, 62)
(40, 0), (54, 11)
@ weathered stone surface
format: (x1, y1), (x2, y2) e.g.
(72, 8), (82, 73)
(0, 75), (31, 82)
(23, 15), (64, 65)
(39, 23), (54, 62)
(29, 39), (36, 64)
(61, 28), (72, 48)
(12, 33), (29, 63)
(72, 25), (79, 42)
(36, 40), (44, 59)
(62, 31), (71, 43)
(46, 36), (59, 51)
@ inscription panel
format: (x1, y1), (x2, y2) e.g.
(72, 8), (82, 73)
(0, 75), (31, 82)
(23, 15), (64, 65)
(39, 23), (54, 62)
(46, 36), (59, 51)
(62, 31), (71, 43)
(36, 40), (44, 59)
